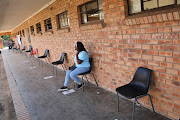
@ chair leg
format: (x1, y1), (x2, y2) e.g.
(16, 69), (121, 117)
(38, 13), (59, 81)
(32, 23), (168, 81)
(56, 66), (57, 77)
(132, 98), (137, 120)
(52, 65), (54, 75)
(82, 75), (84, 92)
(91, 73), (98, 86)
(117, 93), (119, 112)
(147, 94), (155, 113)
(61, 64), (66, 72)
(84, 75), (89, 83)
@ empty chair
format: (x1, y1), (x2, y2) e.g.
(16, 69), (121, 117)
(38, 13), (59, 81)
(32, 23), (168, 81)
(116, 67), (155, 120)
(22, 46), (26, 51)
(38, 49), (49, 67)
(25, 46), (32, 53)
(52, 53), (67, 75)
(29, 48), (37, 56)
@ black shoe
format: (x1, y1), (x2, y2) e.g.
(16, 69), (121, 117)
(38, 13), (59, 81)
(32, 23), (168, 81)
(77, 83), (85, 89)
(58, 86), (68, 92)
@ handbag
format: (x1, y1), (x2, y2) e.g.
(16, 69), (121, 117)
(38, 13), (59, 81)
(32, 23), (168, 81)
(68, 65), (76, 71)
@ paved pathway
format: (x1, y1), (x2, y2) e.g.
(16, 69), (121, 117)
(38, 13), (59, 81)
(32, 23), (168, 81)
(2, 49), (170, 120)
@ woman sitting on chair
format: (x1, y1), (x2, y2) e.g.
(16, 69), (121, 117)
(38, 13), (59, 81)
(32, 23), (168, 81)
(58, 41), (90, 91)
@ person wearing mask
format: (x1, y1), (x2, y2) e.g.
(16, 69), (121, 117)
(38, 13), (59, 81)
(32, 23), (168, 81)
(58, 41), (90, 91)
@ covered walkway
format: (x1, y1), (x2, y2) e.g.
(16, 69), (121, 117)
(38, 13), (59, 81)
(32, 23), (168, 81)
(1, 49), (169, 120)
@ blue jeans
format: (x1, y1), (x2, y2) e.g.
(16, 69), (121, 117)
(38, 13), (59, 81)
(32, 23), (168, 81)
(64, 67), (90, 87)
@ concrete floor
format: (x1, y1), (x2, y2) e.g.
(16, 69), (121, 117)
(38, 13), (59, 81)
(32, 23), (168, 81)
(2, 49), (170, 120)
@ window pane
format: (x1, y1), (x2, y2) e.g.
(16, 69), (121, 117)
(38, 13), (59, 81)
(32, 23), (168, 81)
(144, 0), (158, 10)
(86, 2), (98, 11)
(82, 13), (87, 23)
(178, 0), (180, 4)
(81, 5), (86, 12)
(129, 0), (141, 14)
(87, 12), (100, 22)
(159, 0), (175, 7)
(98, 0), (103, 9)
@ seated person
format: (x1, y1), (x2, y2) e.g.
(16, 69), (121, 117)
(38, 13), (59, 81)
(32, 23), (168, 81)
(58, 41), (90, 91)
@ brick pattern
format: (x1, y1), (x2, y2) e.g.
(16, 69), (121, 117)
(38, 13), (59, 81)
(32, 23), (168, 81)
(10, 0), (180, 119)
(126, 11), (180, 26)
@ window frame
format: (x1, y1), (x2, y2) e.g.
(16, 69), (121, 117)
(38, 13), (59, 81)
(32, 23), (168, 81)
(79, 0), (104, 24)
(30, 25), (35, 35)
(36, 22), (42, 33)
(127, 0), (180, 15)
(44, 18), (53, 32)
(56, 11), (70, 29)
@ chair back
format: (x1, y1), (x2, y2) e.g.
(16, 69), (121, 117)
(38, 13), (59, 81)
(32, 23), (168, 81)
(29, 46), (32, 51)
(130, 67), (152, 94)
(59, 53), (66, 62)
(43, 49), (49, 57)
(32, 48), (37, 54)
(88, 57), (93, 73)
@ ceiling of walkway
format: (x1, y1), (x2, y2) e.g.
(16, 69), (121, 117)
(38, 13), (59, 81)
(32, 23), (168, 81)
(0, 0), (55, 33)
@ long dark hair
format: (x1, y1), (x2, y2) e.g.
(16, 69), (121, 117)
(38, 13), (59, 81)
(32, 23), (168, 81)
(77, 42), (87, 52)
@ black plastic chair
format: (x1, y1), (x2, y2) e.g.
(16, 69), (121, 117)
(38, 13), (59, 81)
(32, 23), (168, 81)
(21, 46), (26, 53)
(25, 46), (32, 53)
(116, 67), (155, 120)
(52, 53), (67, 75)
(38, 49), (49, 67)
(75, 57), (98, 91)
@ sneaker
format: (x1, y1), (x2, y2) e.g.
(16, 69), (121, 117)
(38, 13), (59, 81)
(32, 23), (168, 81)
(77, 83), (85, 89)
(58, 86), (68, 92)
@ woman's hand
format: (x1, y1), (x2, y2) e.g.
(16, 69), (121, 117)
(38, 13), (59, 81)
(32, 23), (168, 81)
(76, 52), (83, 64)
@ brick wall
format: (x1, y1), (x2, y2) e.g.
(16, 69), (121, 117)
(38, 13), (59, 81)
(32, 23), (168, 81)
(11, 0), (180, 119)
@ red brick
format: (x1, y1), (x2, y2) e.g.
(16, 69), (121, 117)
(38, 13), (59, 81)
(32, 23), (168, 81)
(160, 73), (173, 80)
(153, 56), (165, 62)
(154, 66), (165, 72)
(158, 27), (171, 33)
(166, 57), (180, 63)
(172, 26), (180, 32)
(162, 14), (168, 21)
(139, 17), (144, 24)
(152, 15), (157, 22)
(136, 29), (145, 34)
(161, 104), (173, 112)
(143, 17), (148, 24)
(142, 45), (152, 49)
(147, 16), (153, 23)
(153, 45), (164, 50)
(166, 69), (179, 75)
(146, 28), (157, 33)
(148, 60), (159, 66)
(160, 62), (173, 68)
(159, 51), (172, 57)
(164, 33), (178, 39)
(173, 39), (180, 44)
(128, 19), (133, 25)
(167, 12), (174, 21)
(173, 11), (180, 20)
(142, 55), (152, 60)
(135, 18), (140, 24)
(159, 39), (172, 44)
(152, 34), (163, 39)
(168, 112), (180, 120)
(157, 14), (163, 22)
(173, 63), (180, 70)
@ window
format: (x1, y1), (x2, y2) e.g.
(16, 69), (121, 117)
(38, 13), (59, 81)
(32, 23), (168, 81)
(56, 11), (70, 29)
(22, 29), (25, 37)
(36, 22), (42, 33)
(80, 0), (104, 24)
(128, 0), (180, 14)
(44, 18), (52, 31)
(30, 25), (34, 34)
